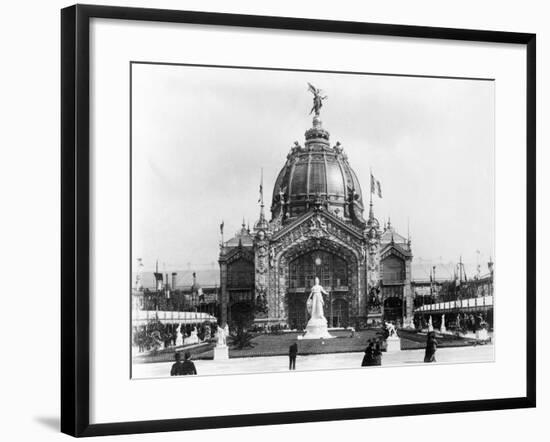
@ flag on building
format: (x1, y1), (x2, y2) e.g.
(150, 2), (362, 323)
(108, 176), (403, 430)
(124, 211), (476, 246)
(258, 168), (264, 204)
(370, 172), (382, 198)
(154, 272), (163, 291)
(258, 183), (263, 203)
(154, 260), (163, 291)
(220, 220), (224, 235)
(376, 180), (382, 198)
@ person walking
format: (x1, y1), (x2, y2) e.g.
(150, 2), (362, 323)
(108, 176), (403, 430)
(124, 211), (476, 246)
(373, 340), (382, 366)
(424, 331), (438, 363)
(361, 340), (374, 367)
(289, 342), (298, 370)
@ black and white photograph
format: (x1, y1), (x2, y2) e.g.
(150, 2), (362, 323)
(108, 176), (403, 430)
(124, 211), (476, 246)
(131, 63), (495, 379)
(0, 0), (543, 440)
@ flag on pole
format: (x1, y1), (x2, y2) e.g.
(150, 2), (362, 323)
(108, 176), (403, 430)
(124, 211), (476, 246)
(370, 173), (383, 198)
(220, 220), (224, 235)
(154, 272), (163, 291)
(258, 168), (264, 204)
(258, 183), (263, 203)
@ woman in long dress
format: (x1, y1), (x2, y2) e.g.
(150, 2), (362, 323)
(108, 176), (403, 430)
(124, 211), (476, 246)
(307, 277), (329, 320)
(424, 331), (438, 363)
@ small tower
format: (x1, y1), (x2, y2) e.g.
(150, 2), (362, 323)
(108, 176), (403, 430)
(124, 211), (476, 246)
(254, 168), (269, 233)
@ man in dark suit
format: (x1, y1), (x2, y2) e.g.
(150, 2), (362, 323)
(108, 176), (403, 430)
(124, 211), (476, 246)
(170, 351), (197, 376)
(289, 342), (298, 370)
(181, 352), (197, 375)
(170, 352), (185, 376)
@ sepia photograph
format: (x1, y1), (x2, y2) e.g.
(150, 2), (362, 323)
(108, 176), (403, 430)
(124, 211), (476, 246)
(130, 63), (495, 379)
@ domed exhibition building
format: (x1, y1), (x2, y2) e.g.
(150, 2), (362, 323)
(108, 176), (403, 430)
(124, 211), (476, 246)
(218, 89), (413, 330)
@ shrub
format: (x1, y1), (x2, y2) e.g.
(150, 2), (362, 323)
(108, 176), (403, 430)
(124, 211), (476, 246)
(229, 328), (256, 349)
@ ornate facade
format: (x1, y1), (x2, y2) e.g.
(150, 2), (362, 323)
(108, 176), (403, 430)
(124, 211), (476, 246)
(218, 96), (413, 329)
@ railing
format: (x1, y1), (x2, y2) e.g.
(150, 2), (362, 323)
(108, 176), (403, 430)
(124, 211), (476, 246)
(132, 310), (217, 325)
(414, 295), (493, 313)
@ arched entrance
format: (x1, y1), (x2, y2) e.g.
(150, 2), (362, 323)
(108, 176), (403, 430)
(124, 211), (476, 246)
(383, 297), (403, 323)
(286, 249), (349, 329)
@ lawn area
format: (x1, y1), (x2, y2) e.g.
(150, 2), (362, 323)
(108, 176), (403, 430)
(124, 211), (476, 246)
(133, 328), (482, 364)
(203, 329), (383, 359)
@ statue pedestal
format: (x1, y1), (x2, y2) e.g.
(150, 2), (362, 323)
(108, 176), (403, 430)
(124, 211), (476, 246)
(476, 328), (489, 340)
(386, 335), (401, 352)
(440, 325), (447, 334)
(214, 345), (229, 360)
(302, 317), (334, 340)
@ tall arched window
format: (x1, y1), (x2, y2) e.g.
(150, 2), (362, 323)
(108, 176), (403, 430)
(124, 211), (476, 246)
(227, 259), (254, 289)
(381, 255), (405, 283)
(288, 251), (348, 289)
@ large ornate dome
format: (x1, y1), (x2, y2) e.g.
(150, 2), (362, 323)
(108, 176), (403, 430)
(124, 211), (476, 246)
(271, 115), (366, 228)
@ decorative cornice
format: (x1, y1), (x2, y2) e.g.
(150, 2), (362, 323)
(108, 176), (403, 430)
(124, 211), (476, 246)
(271, 207), (364, 242)
(380, 243), (413, 260)
(219, 246), (255, 264)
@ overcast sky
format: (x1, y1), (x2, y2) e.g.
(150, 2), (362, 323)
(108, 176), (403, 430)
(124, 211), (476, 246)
(132, 63), (494, 278)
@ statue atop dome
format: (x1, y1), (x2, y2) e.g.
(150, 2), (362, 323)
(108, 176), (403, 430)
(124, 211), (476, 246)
(307, 82), (327, 116)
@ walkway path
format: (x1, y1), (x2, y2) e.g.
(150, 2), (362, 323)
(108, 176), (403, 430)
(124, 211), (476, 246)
(133, 343), (494, 379)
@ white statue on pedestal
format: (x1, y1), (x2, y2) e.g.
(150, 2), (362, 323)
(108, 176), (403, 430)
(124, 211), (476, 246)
(217, 324), (227, 347)
(428, 315), (434, 332)
(385, 321), (397, 337)
(184, 326), (200, 345)
(214, 323), (230, 360)
(302, 277), (333, 340)
(308, 277), (327, 319)
(440, 314), (447, 334)
(176, 324), (183, 346)
(384, 321), (401, 352)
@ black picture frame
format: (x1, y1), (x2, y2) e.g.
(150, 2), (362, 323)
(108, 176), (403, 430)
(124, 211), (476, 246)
(61, 4), (536, 437)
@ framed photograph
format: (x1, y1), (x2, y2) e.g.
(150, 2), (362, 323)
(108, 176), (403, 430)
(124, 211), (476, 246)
(61, 4), (536, 437)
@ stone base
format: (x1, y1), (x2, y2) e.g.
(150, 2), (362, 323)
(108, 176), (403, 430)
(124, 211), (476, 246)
(476, 329), (489, 340)
(302, 317), (334, 340)
(386, 336), (401, 352)
(184, 337), (200, 345)
(214, 345), (229, 360)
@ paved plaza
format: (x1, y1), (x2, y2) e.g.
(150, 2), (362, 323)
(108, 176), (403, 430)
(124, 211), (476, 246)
(132, 343), (494, 379)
